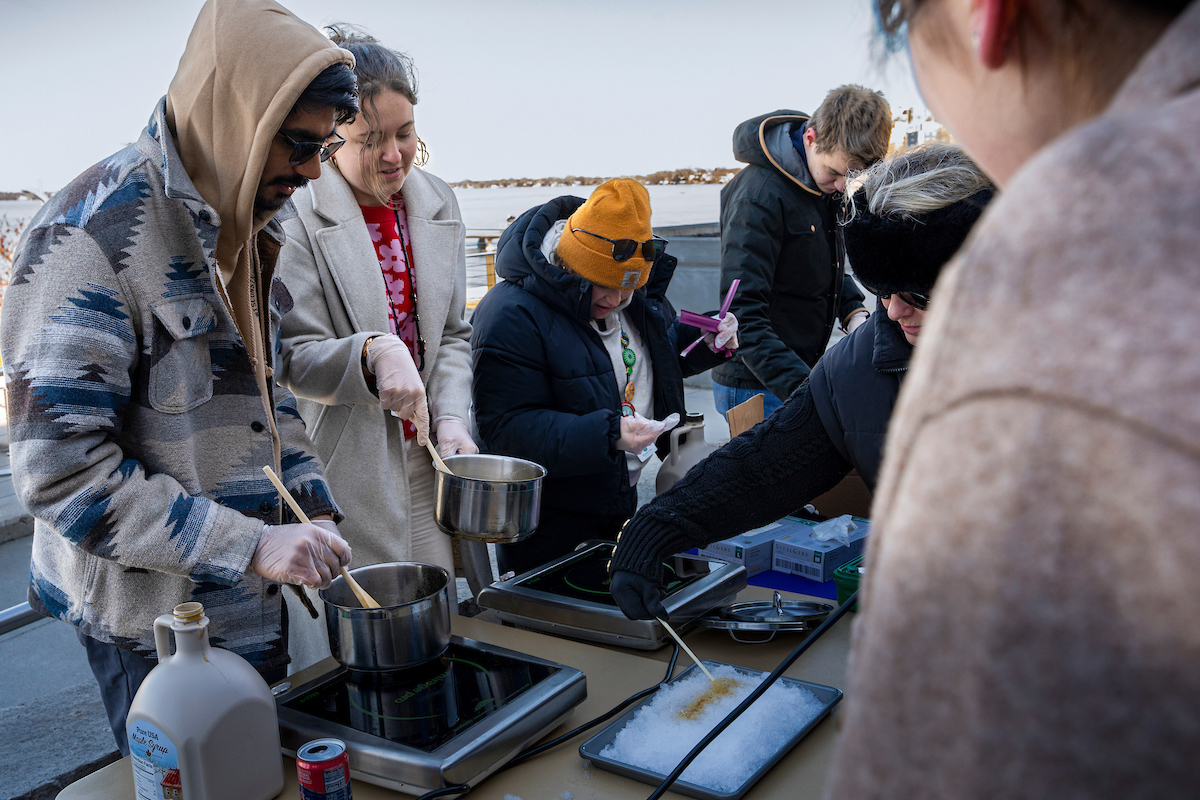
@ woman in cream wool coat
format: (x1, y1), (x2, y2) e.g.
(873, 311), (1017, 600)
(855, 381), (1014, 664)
(276, 27), (477, 672)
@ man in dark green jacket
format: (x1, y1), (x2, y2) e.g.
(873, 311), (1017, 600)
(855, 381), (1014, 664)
(713, 86), (891, 416)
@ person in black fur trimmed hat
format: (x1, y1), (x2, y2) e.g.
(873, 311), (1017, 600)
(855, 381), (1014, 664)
(843, 145), (993, 347)
(607, 143), (993, 620)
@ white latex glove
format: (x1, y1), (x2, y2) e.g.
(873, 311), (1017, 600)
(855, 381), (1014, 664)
(435, 417), (479, 458)
(704, 312), (739, 352)
(250, 520), (352, 589)
(366, 335), (431, 445)
(617, 412), (681, 454)
(845, 311), (868, 334)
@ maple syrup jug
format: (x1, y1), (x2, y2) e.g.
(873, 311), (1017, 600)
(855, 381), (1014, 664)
(656, 412), (718, 494)
(126, 602), (284, 800)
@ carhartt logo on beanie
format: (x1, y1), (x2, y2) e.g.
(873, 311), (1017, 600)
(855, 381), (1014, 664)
(558, 178), (655, 290)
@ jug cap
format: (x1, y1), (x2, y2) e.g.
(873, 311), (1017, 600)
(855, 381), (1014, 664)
(173, 602), (204, 623)
(684, 412), (705, 425)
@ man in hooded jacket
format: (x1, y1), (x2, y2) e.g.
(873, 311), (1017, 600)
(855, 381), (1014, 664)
(1, 0), (358, 755)
(713, 88), (890, 415)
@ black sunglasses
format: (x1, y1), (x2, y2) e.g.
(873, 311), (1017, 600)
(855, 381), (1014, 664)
(572, 228), (668, 263)
(277, 131), (346, 166)
(864, 285), (931, 311)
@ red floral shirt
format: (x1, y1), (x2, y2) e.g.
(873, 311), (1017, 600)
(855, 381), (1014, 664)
(361, 199), (419, 438)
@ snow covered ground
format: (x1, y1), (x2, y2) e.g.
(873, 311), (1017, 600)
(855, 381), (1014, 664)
(0, 199), (44, 226)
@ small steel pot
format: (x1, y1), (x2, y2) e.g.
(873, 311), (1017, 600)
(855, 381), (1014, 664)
(320, 562), (451, 671)
(433, 454), (547, 543)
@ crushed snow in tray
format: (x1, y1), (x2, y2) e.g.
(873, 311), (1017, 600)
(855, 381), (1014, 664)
(600, 664), (824, 793)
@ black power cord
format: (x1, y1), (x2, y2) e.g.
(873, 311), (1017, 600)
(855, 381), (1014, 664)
(645, 589), (859, 800)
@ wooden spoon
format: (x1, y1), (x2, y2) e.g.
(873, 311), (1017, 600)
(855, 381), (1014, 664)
(261, 466), (381, 609)
(426, 439), (453, 474)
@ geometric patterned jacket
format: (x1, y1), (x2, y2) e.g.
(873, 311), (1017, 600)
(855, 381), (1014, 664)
(0, 100), (340, 671)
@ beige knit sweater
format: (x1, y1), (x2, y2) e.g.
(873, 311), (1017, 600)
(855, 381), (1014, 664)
(826, 4), (1200, 798)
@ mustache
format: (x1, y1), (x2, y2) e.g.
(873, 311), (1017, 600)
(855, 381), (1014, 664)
(268, 175), (309, 189)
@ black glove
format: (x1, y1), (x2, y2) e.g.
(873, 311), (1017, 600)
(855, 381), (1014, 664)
(610, 570), (668, 621)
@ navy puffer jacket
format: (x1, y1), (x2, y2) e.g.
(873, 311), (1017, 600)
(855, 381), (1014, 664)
(471, 196), (721, 571)
(808, 298), (912, 492)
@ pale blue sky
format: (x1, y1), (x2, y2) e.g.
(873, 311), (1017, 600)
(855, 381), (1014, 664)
(0, 0), (921, 193)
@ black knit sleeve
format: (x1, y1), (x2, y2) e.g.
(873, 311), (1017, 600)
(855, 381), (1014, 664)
(610, 380), (854, 580)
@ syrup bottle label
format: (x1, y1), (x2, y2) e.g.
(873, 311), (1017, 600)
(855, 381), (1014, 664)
(129, 720), (182, 800)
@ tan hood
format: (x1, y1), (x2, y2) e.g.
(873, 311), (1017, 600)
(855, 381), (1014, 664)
(165, 0), (354, 473)
(166, 0), (354, 271)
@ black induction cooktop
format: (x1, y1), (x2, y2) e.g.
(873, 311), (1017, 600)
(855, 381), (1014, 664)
(283, 642), (559, 752)
(477, 541), (747, 650)
(511, 542), (710, 605)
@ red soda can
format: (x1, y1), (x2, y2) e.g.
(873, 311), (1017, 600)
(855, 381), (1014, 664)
(296, 738), (352, 800)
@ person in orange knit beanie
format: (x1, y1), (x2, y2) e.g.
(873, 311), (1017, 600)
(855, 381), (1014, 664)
(470, 178), (739, 575)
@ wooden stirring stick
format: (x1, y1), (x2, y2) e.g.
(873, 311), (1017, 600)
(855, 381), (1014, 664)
(390, 409), (450, 473)
(425, 439), (452, 474)
(261, 466), (381, 609)
(658, 617), (716, 683)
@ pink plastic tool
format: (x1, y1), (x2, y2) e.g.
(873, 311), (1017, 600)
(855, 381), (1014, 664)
(677, 310), (720, 332)
(679, 279), (740, 358)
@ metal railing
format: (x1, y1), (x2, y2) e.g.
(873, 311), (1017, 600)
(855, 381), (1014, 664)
(462, 224), (722, 310)
(465, 230), (502, 310)
(0, 601), (39, 636)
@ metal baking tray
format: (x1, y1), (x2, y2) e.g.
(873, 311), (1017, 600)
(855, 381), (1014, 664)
(579, 661), (842, 800)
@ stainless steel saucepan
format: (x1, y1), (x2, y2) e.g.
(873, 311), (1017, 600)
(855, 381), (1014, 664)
(321, 562), (451, 671)
(433, 454), (546, 544)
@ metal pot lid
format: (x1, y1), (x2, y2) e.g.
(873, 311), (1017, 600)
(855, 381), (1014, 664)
(698, 591), (833, 632)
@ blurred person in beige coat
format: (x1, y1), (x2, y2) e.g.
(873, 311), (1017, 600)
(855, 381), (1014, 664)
(826, 0), (1200, 798)
(277, 27), (476, 672)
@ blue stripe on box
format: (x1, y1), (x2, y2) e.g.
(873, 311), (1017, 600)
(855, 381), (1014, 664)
(748, 569), (838, 600)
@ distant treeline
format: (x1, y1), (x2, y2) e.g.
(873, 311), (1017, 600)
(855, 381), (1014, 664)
(0, 190), (51, 201)
(449, 167), (741, 190)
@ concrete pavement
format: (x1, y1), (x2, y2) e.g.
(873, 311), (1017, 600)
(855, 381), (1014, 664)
(0, 462), (121, 800)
